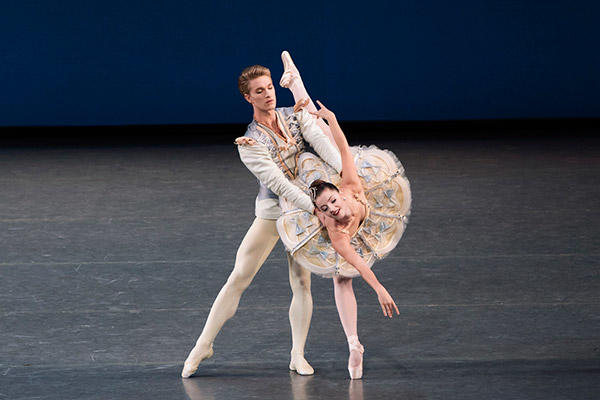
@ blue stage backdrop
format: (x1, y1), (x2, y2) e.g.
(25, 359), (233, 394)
(2, 1), (598, 126)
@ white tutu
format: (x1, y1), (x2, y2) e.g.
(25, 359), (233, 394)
(277, 145), (411, 278)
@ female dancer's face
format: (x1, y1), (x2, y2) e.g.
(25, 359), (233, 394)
(245, 75), (276, 112)
(315, 188), (347, 221)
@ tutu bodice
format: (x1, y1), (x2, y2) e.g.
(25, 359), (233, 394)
(277, 145), (411, 278)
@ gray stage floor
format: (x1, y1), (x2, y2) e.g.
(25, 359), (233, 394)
(1, 136), (599, 399)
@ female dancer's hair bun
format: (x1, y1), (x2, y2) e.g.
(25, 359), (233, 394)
(308, 179), (339, 204)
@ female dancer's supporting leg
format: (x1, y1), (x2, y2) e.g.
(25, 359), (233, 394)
(281, 50), (364, 379)
(334, 276), (364, 379)
(182, 218), (314, 377)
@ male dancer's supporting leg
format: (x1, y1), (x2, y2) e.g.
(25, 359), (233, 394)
(287, 254), (314, 374)
(182, 217), (314, 377)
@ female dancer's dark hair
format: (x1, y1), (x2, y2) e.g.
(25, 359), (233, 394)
(308, 179), (339, 205)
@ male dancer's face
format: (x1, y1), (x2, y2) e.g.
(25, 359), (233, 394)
(244, 75), (276, 113)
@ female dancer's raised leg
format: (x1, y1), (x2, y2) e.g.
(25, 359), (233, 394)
(281, 50), (363, 379)
(280, 51), (338, 149)
(333, 276), (364, 379)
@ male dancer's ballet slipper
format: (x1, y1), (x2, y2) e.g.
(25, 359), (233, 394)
(181, 344), (214, 378)
(347, 335), (364, 380)
(280, 50), (300, 88)
(289, 351), (315, 376)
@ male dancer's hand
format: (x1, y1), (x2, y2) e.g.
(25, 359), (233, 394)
(293, 98), (310, 112)
(314, 208), (328, 225)
(234, 137), (256, 146)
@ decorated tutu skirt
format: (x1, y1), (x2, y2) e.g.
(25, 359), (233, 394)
(277, 145), (411, 278)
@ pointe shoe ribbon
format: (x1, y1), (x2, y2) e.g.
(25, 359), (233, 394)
(347, 335), (364, 380)
(280, 50), (300, 88)
(280, 71), (294, 89)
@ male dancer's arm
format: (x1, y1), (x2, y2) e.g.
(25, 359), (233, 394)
(237, 143), (315, 213)
(295, 108), (342, 173)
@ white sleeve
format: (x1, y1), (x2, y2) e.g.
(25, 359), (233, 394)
(238, 143), (315, 213)
(296, 108), (342, 173)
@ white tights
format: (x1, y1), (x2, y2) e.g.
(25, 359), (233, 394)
(183, 217), (312, 374)
(287, 79), (337, 149)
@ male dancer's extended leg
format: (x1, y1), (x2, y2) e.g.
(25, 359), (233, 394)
(181, 217), (279, 378)
(280, 51), (337, 149)
(287, 254), (314, 375)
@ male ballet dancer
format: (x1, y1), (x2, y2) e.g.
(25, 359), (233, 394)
(181, 61), (341, 377)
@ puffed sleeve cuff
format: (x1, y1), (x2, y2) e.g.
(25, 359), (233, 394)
(296, 108), (342, 173)
(237, 143), (315, 213)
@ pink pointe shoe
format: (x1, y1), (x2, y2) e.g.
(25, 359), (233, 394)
(347, 335), (364, 380)
(280, 50), (300, 88)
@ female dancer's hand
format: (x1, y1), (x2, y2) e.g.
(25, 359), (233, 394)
(309, 100), (336, 122)
(376, 286), (400, 318)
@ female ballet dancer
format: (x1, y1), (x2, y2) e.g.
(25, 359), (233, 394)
(277, 52), (411, 379)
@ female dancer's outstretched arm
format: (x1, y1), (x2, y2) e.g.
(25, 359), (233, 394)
(311, 101), (399, 318)
(328, 230), (399, 318)
(309, 101), (361, 192)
